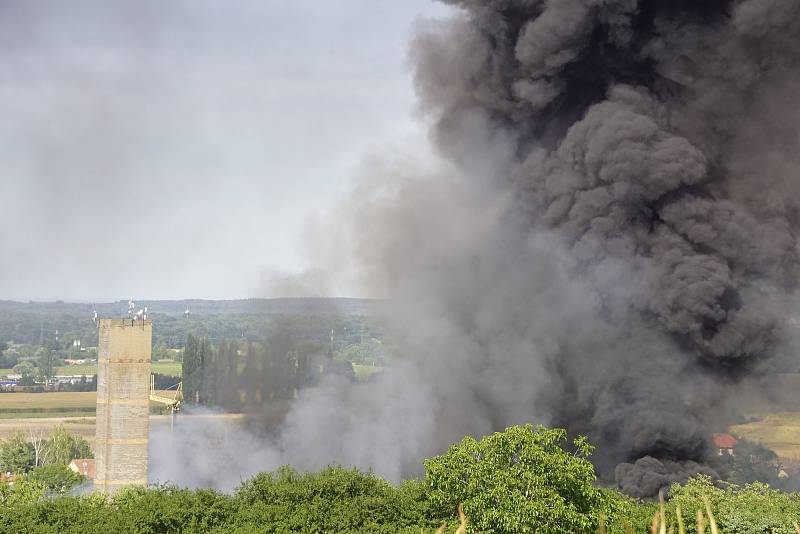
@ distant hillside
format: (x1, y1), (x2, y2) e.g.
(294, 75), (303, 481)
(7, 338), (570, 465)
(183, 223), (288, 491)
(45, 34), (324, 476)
(0, 298), (382, 348)
(0, 297), (378, 317)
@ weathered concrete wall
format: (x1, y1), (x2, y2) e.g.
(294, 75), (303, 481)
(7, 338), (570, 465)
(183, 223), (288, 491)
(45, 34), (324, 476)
(94, 319), (151, 493)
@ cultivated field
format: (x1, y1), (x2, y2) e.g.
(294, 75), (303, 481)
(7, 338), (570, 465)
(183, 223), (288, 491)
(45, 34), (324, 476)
(0, 391), (96, 419)
(0, 416), (96, 444)
(0, 413), (245, 451)
(0, 390), (183, 419)
(0, 361), (182, 377)
(731, 412), (800, 460)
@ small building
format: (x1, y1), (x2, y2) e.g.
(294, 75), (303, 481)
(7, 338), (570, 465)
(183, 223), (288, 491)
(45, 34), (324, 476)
(713, 433), (737, 456)
(68, 459), (96, 479)
(52, 375), (94, 385)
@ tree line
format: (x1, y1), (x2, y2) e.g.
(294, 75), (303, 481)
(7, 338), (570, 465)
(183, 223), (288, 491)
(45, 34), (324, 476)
(6, 425), (800, 533)
(181, 326), (354, 410)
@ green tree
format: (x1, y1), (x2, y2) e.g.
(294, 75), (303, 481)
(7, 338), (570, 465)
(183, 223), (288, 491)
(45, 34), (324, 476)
(221, 340), (240, 409)
(182, 334), (201, 404)
(0, 477), (46, 506)
(424, 425), (615, 534)
(242, 342), (259, 405)
(12, 360), (38, 380)
(152, 343), (170, 361)
(0, 432), (35, 474)
(724, 438), (780, 485)
(26, 464), (84, 494)
(620, 475), (800, 534)
(201, 338), (230, 406)
(42, 426), (92, 466)
(36, 345), (57, 379)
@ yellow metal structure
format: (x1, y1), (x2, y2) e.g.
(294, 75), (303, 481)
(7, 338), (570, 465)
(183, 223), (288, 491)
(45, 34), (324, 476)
(150, 374), (183, 430)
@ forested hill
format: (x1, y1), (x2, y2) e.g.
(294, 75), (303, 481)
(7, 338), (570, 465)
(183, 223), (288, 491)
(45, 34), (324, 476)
(0, 298), (382, 348)
(0, 297), (378, 317)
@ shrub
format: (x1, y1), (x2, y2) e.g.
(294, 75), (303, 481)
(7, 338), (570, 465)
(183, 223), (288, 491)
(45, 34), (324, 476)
(0, 477), (46, 506)
(0, 431), (35, 473)
(234, 465), (438, 532)
(43, 426), (92, 465)
(424, 424), (618, 534)
(26, 464), (85, 495)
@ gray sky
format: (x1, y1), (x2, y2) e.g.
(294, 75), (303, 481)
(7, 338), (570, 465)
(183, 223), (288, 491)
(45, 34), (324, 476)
(0, 0), (451, 301)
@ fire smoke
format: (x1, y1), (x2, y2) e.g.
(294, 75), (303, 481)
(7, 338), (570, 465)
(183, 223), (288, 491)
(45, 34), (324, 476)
(157, 0), (800, 498)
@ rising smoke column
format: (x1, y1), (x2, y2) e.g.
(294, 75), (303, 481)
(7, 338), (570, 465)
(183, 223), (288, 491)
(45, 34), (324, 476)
(271, 0), (800, 498)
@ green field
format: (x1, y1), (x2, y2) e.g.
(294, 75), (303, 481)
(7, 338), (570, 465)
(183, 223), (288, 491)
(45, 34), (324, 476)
(0, 390), (185, 419)
(0, 391), (96, 410)
(0, 361), (182, 378)
(731, 411), (800, 460)
(0, 391), (96, 418)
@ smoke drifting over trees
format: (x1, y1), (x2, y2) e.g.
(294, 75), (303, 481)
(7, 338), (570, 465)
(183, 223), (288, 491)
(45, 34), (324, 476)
(154, 0), (800, 498)
(271, 0), (800, 496)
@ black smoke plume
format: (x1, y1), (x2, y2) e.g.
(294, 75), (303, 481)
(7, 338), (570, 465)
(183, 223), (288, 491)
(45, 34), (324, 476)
(398, 0), (800, 496)
(158, 1), (800, 498)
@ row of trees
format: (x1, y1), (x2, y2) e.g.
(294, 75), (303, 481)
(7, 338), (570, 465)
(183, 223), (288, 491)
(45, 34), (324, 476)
(181, 331), (354, 409)
(0, 300), (382, 351)
(0, 426), (92, 474)
(6, 425), (800, 533)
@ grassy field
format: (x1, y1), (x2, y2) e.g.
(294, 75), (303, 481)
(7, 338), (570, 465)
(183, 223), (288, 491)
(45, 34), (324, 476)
(0, 392), (96, 419)
(0, 391), (96, 410)
(0, 390), (183, 419)
(0, 413), (244, 448)
(731, 412), (800, 460)
(0, 361), (182, 377)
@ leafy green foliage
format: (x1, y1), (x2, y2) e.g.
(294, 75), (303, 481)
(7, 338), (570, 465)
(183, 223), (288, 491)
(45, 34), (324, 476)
(7, 427), (800, 533)
(37, 345), (58, 379)
(12, 360), (38, 379)
(670, 476), (800, 534)
(43, 426), (93, 465)
(0, 477), (46, 506)
(0, 431), (35, 473)
(0, 427), (91, 476)
(610, 476), (800, 534)
(717, 437), (800, 490)
(234, 465), (440, 533)
(26, 464), (85, 494)
(44, 426), (94, 465)
(424, 424), (616, 534)
(0, 467), (438, 534)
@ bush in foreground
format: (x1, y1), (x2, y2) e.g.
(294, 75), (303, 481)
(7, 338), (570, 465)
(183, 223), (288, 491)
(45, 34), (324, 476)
(424, 424), (618, 534)
(612, 475), (800, 534)
(6, 426), (800, 533)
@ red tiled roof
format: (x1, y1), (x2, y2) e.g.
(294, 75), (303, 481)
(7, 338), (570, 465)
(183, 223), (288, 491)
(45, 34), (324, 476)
(68, 458), (95, 479)
(713, 433), (737, 449)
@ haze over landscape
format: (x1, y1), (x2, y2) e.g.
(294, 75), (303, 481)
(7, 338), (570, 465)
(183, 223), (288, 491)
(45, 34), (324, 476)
(3, 1), (800, 531)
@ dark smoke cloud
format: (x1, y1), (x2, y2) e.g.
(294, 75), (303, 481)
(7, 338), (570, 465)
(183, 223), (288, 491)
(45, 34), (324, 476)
(364, 0), (800, 496)
(154, 0), (800, 498)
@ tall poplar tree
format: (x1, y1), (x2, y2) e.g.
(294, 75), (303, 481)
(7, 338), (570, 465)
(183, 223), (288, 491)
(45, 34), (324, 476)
(182, 335), (200, 404)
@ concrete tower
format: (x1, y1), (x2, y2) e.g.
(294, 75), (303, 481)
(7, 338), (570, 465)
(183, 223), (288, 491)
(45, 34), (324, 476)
(94, 318), (152, 493)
